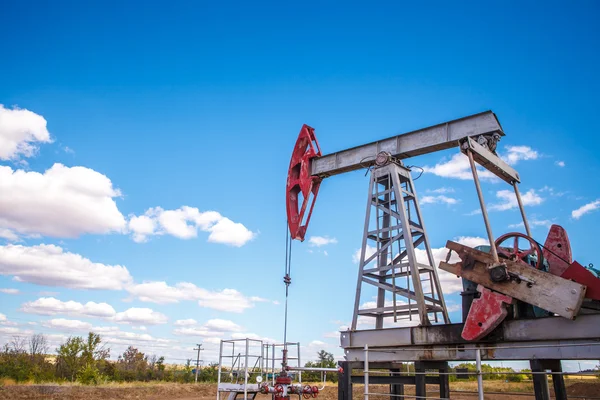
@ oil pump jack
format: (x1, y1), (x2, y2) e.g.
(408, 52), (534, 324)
(278, 111), (600, 400)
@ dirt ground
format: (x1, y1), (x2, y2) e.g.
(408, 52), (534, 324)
(1, 381), (599, 400)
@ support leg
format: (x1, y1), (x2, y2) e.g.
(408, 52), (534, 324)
(546, 360), (567, 400)
(530, 359), (551, 400)
(338, 361), (352, 400)
(438, 362), (450, 399)
(389, 368), (404, 398)
(414, 362), (426, 399)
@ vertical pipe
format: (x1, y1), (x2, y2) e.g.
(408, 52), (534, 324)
(364, 344), (369, 400)
(513, 183), (532, 237)
(297, 342), (302, 384)
(475, 348), (484, 400)
(244, 339), (249, 400)
(216, 341), (223, 400)
(272, 344), (276, 385)
(467, 149), (499, 263)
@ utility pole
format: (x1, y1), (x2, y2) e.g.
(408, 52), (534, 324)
(194, 343), (203, 383)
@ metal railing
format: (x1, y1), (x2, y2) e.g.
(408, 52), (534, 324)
(360, 343), (600, 400)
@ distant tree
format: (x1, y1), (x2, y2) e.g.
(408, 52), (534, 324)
(29, 334), (48, 356)
(56, 336), (84, 382)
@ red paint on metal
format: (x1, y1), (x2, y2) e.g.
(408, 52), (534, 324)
(543, 224), (573, 276)
(286, 124), (322, 241)
(561, 261), (600, 300)
(495, 232), (544, 269)
(462, 285), (513, 341)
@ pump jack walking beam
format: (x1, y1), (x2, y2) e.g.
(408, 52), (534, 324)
(287, 110), (521, 243)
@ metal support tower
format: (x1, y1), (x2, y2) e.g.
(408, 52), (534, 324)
(351, 160), (449, 329)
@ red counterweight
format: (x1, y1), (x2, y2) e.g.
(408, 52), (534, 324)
(286, 124), (322, 241)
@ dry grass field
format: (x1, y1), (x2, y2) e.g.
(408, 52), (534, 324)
(1, 379), (599, 400)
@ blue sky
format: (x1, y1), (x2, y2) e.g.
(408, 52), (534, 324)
(1, 1), (599, 370)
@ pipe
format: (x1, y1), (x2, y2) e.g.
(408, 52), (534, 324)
(364, 344), (369, 400)
(467, 149), (499, 263)
(475, 348), (484, 400)
(513, 183), (532, 237)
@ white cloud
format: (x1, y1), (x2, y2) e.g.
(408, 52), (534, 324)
(555, 161), (566, 167)
(423, 146), (539, 181)
(0, 164), (126, 238)
(308, 236), (338, 247)
(0, 313), (5, 321)
(21, 297), (116, 318)
(173, 327), (221, 337)
(204, 319), (243, 332)
(127, 281), (268, 313)
(0, 105), (52, 161)
(128, 206), (255, 246)
(420, 195), (458, 205)
(43, 318), (93, 331)
(0, 244), (133, 290)
(0, 288), (19, 295)
(0, 229), (19, 242)
(488, 189), (544, 211)
(174, 318), (197, 326)
(423, 153), (497, 181)
(427, 187), (455, 194)
(352, 244), (377, 264)
(114, 308), (168, 325)
(503, 146), (538, 165)
(572, 200), (600, 220)
(198, 289), (259, 313)
(508, 219), (552, 229)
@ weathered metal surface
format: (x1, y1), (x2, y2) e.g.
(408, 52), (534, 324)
(562, 261), (600, 301)
(544, 224), (572, 275)
(286, 124), (322, 241)
(462, 285), (513, 341)
(440, 241), (586, 319)
(460, 136), (520, 184)
(343, 340), (600, 362)
(311, 111), (503, 177)
(341, 314), (600, 349)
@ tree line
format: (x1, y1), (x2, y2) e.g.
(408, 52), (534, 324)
(0, 332), (219, 384)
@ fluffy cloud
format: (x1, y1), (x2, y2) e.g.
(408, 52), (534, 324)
(555, 161), (566, 167)
(423, 153), (496, 181)
(0, 105), (52, 161)
(127, 282), (268, 313)
(308, 236), (338, 247)
(128, 206), (255, 246)
(489, 189), (544, 211)
(426, 187), (455, 194)
(508, 219), (552, 229)
(420, 195), (458, 205)
(423, 146), (539, 181)
(0, 244), (133, 290)
(114, 308), (168, 325)
(21, 297), (116, 318)
(504, 146), (538, 165)
(43, 318), (93, 331)
(572, 200), (600, 220)
(0, 288), (19, 295)
(0, 164), (126, 238)
(204, 319), (243, 332)
(352, 244), (377, 264)
(174, 319), (197, 326)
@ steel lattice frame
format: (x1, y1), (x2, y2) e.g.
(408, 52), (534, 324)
(351, 162), (449, 330)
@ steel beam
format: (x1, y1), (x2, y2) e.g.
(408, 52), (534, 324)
(341, 313), (600, 349)
(311, 111), (503, 177)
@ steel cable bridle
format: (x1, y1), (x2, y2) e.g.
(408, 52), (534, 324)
(283, 221), (293, 368)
